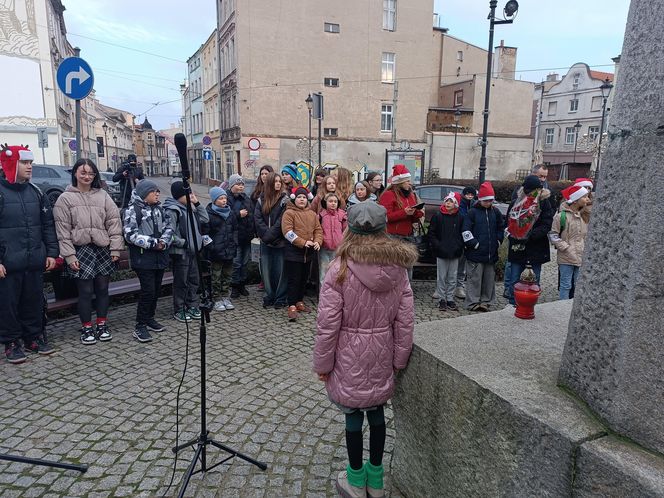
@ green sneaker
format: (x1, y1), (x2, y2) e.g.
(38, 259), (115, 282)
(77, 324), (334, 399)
(186, 307), (202, 320)
(173, 310), (191, 323)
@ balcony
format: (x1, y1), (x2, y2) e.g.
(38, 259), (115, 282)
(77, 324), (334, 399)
(221, 126), (241, 143)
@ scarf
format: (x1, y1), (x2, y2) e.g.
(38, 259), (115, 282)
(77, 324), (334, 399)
(211, 204), (231, 219)
(440, 204), (459, 215)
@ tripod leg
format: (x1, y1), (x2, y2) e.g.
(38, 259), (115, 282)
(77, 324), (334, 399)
(0, 453), (87, 473)
(208, 441), (268, 470)
(172, 436), (198, 454)
(177, 443), (204, 498)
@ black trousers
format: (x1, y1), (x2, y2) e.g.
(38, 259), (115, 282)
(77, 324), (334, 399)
(135, 269), (165, 325)
(0, 270), (44, 344)
(285, 260), (310, 306)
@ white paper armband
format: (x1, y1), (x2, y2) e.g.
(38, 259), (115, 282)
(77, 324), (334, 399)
(285, 230), (299, 244)
(462, 231), (474, 243)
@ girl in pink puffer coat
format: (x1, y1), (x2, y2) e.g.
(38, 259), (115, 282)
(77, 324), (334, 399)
(313, 201), (417, 498)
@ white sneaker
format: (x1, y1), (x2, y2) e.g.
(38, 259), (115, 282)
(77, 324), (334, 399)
(213, 301), (226, 311)
(432, 291), (441, 299)
(223, 298), (235, 310)
(454, 287), (466, 299)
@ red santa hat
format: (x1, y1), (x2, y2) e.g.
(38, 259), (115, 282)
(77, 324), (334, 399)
(561, 185), (589, 204)
(477, 181), (495, 201)
(444, 191), (461, 207)
(290, 186), (313, 202)
(0, 144), (34, 184)
(390, 164), (411, 184)
(574, 177), (593, 189)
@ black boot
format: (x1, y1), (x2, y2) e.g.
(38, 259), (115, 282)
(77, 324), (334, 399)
(230, 284), (241, 299)
(239, 282), (249, 297)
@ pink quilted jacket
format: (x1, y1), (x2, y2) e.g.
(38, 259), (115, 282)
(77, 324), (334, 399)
(313, 258), (414, 409)
(319, 208), (347, 251)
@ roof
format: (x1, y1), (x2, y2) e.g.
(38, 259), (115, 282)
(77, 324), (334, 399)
(589, 70), (614, 82)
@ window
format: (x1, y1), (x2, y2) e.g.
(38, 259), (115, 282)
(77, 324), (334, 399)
(224, 150), (235, 177)
(454, 90), (463, 107)
(591, 96), (602, 112)
(381, 52), (395, 83)
(324, 22), (340, 33)
(383, 0), (396, 31)
(381, 104), (393, 132)
(573, 73), (580, 89)
(324, 77), (339, 87)
(417, 186), (441, 200)
(456, 50), (464, 62)
(565, 127), (576, 144)
(569, 99), (579, 112)
(547, 101), (557, 115)
(588, 126), (600, 141)
(545, 128), (554, 145)
(324, 128), (338, 137)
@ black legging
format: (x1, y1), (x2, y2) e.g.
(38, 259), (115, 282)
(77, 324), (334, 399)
(345, 406), (386, 470)
(76, 275), (110, 323)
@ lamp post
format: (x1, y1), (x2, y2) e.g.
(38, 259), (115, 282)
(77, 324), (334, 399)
(478, 0), (519, 185)
(595, 77), (613, 182)
(451, 108), (462, 179)
(572, 120), (582, 165)
(112, 134), (118, 172)
(102, 121), (110, 171)
(305, 94), (313, 170)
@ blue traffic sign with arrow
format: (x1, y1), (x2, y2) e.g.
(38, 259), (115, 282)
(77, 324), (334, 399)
(56, 57), (94, 100)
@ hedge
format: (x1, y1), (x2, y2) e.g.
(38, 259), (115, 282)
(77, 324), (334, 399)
(428, 178), (575, 205)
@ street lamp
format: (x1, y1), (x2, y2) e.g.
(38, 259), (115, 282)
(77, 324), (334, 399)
(101, 121), (110, 171)
(478, 0), (519, 185)
(572, 120), (582, 165)
(147, 134), (154, 176)
(305, 94), (313, 171)
(112, 134), (118, 172)
(595, 77), (613, 183)
(451, 109), (462, 179)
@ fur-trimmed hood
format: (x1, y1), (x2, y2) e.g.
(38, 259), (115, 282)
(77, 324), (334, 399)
(344, 238), (418, 292)
(516, 186), (551, 201)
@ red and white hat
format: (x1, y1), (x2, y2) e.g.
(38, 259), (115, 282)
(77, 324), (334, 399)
(444, 191), (461, 207)
(0, 144), (34, 184)
(477, 181), (495, 201)
(574, 177), (593, 189)
(390, 164), (411, 184)
(561, 185), (589, 204)
(290, 186), (313, 202)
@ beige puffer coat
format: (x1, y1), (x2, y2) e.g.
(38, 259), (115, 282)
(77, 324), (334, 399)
(53, 186), (123, 264)
(548, 202), (588, 267)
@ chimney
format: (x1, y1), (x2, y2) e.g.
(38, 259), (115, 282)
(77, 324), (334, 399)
(493, 42), (517, 80)
(546, 72), (560, 82)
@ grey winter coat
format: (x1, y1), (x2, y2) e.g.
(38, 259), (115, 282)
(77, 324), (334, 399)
(163, 197), (209, 256)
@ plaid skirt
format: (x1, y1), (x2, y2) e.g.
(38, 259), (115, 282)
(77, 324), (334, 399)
(63, 244), (116, 280)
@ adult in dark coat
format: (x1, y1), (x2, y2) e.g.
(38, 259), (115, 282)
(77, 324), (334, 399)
(113, 154), (145, 209)
(506, 175), (554, 305)
(0, 145), (59, 363)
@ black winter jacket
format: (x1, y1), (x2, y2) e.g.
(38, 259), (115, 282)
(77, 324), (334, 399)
(428, 210), (464, 259)
(254, 194), (288, 249)
(227, 192), (254, 245)
(203, 204), (238, 262)
(462, 205), (504, 264)
(0, 180), (59, 272)
(112, 162), (144, 209)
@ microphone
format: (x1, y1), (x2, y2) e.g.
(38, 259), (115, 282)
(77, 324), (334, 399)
(174, 133), (190, 180)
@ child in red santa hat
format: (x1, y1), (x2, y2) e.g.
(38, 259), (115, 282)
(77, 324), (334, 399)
(548, 185), (590, 300)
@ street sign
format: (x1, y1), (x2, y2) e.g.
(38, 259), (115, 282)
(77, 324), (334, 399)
(202, 135), (212, 146)
(56, 57), (94, 100)
(247, 137), (261, 151)
(203, 150), (212, 160)
(313, 93), (324, 120)
(68, 140), (77, 151)
(37, 127), (48, 148)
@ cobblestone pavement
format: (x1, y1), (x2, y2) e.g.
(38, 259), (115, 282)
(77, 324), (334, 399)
(0, 179), (560, 497)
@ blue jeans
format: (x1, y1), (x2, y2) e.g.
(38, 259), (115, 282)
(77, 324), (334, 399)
(232, 243), (251, 284)
(260, 244), (288, 305)
(508, 262), (542, 305)
(558, 264), (580, 300)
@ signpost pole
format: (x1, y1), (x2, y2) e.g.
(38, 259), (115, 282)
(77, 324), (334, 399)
(73, 47), (82, 160)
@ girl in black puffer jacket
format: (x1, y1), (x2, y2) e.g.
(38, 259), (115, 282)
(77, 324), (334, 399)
(203, 187), (238, 311)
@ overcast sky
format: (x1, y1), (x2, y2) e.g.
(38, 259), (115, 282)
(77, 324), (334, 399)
(63, 0), (630, 131)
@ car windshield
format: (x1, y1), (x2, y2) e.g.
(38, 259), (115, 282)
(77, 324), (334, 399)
(100, 172), (114, 182)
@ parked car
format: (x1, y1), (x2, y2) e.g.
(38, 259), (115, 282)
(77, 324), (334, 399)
(100, 171), (122, 206)
(414, 184), (509, 221)
(30, 164), (73, 207)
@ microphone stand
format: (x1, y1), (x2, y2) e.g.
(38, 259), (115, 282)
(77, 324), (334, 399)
(172, 172), (266, 498)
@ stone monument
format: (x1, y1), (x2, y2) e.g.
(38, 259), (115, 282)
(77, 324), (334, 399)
(557, 0), (664, 456)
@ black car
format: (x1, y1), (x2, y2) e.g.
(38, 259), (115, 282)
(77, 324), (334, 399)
(415, 184), (509, 221)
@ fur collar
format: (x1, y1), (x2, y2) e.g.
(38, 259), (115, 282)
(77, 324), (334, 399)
(516, 186), (551, 200)
(346, 237), (418, 268)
